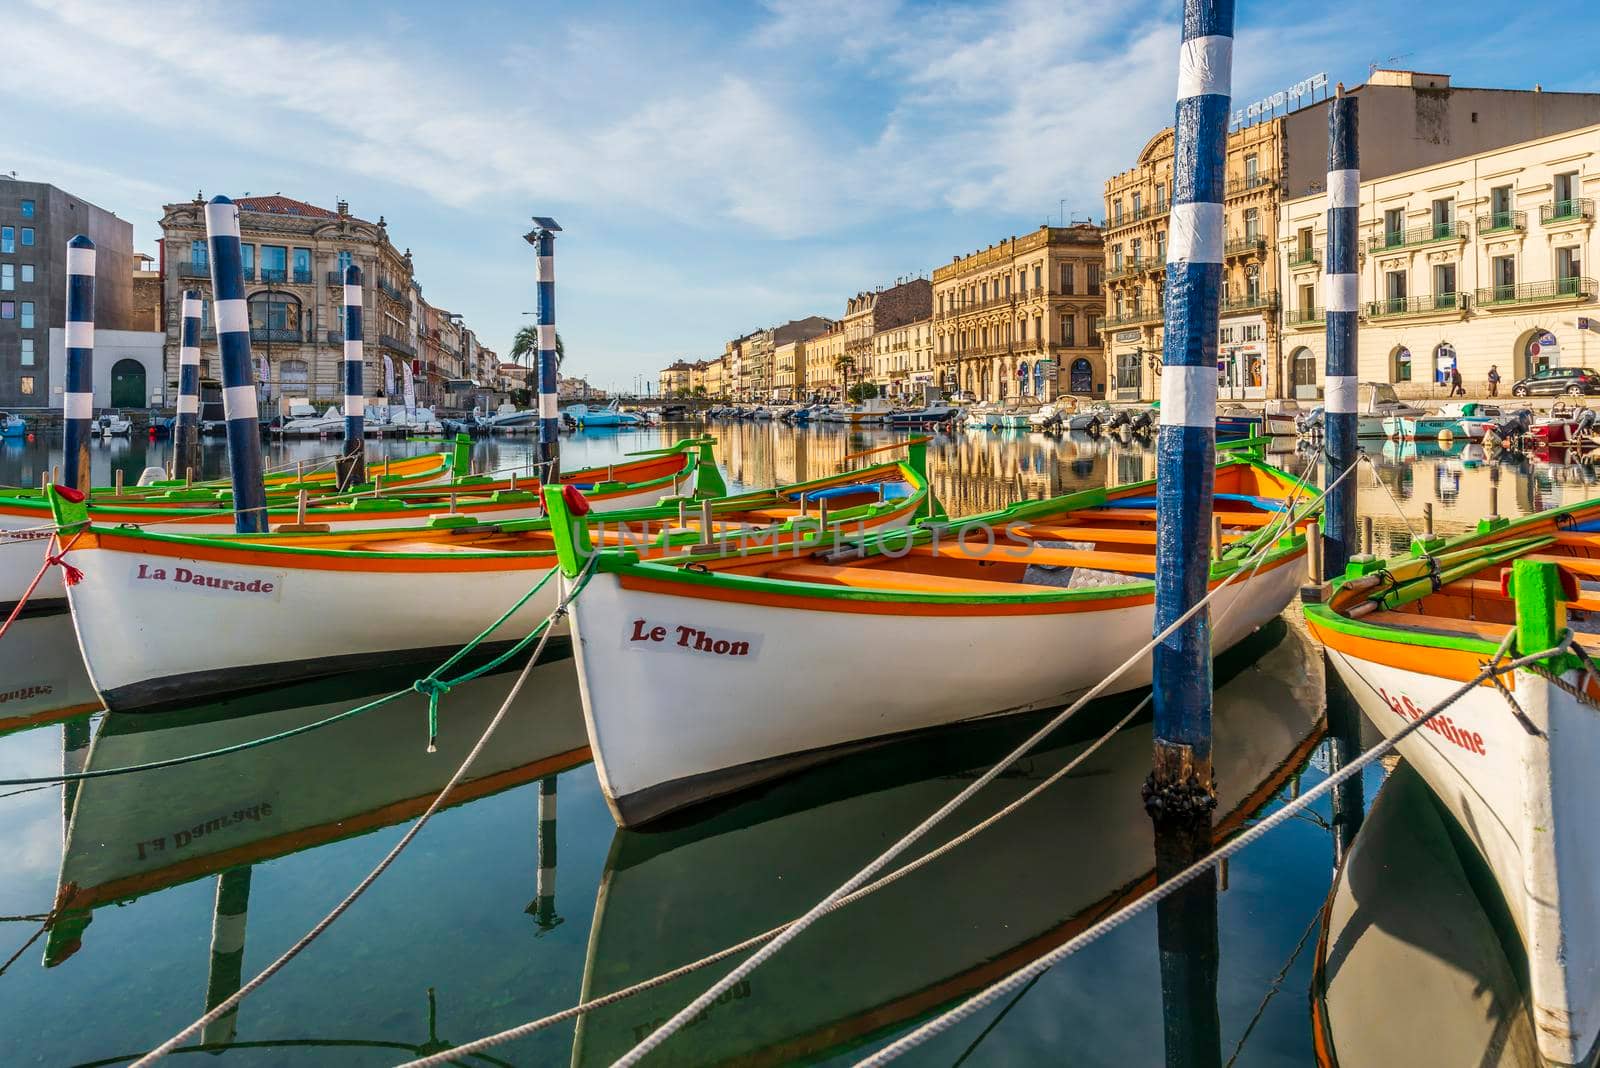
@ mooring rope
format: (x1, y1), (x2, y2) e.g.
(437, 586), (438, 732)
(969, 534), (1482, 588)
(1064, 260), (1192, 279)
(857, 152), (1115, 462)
(129, 555), (598, 1068)
(395, 451), (1353, 1068)
(850, 632), (1567, 1066)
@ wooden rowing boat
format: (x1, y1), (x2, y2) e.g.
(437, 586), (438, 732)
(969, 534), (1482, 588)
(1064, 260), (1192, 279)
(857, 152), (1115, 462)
(47, 447), (936, 713)
(1303, 501), (1600, 1068)
(542, 454), (1316, 826)
(0, 438), (715, 617)
(570, 623), (1325, 1065)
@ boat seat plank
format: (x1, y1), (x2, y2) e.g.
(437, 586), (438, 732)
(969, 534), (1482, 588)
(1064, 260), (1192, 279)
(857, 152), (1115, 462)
(1360, 609), (1513, 642)
(1073, 508), (1281, 528)
(1439, 576), (1600, 614)
(766, 562), (1049, 596)
(907, 543), (1158, 574)
(1525, 554), (1600, 578)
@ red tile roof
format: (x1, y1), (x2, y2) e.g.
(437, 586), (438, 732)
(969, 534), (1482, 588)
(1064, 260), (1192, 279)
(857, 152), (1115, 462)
(234, 195), (337, 219)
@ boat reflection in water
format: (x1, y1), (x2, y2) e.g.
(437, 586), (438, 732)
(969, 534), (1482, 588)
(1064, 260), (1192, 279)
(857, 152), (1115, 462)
(0, 613), (100, 736)
(571, 619), (1327, 1065)
(1314, 762), (1541, 1067)
(46, 657), (590, 1050)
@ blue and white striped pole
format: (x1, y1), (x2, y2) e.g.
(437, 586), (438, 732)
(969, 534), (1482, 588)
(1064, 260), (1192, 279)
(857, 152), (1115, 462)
(1324, 88), (1360, 578)
(62, 235), (96, 492)
(1149, 0), (1232, 809)
(202, 866), (252, 1046)
(174, 289), (203, 480)
(339, 265), (367, 490)
(526, 218), (562, 480)
(529, 775), (561, 930)
(204, 196), (268, 533)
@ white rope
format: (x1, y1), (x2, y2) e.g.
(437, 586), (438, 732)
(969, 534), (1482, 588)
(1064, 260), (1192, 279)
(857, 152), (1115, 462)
(129, 555), (598, 1067)
(851, 630), (1565, 1066)
(607, 458), (1362, 1068)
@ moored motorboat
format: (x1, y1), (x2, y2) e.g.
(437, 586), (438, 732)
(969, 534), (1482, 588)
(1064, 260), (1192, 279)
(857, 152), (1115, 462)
(47, 446), (936, 712)
(1304, 500), (1600, 1068)
(567, 402), (643, 428)
(544, 453), (1315, 826)
(1382, 401), (1504, 441)
(1215, 405), (1264, 440)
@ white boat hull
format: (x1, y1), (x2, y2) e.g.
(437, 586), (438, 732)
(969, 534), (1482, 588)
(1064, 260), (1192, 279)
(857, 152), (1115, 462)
(62, 541), (565, 712)
(568, 556), (1305, 825)
(1325, 647), (1600, 1067)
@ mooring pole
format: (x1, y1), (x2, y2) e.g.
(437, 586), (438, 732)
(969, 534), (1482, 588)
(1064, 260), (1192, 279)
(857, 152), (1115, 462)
(1148, 0), (1231, 815)
(1323, 87), (1360, 578)
(1154, 823), (1223, 1068)
(61, 235), (96, 492)
(338, 264), (367, 490)
(204, 196), (268, 533)
(528, 775), (562, 931)
(175, 289), (204, 482)
(202, 866), (252, 1046)
(525, 217), (563, 482)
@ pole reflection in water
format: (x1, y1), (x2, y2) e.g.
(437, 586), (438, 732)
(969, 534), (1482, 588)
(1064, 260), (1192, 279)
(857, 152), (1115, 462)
(202, 866), (251, 1046)
(1325, 668), (1366, 871)
(1153, 816), (1222, 1068)
(527, 775), (563, 932)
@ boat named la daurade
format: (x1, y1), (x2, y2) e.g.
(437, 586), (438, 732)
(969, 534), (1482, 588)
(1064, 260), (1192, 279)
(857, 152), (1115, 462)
(45, 445), (936, 713)
(543, 450), (1316, 826)
(1304, 500), (1600, 1067)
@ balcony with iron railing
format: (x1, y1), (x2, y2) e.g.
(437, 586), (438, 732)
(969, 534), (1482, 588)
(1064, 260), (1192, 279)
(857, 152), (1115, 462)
(178, 260), (209, 278)
(1221, 290), (1279, 316)
(1364, 292), (1468, 319)
(1283, 305), (1324, 328)
(1286, 248), (1320, 269)
(1225, 235), (1266, 258)
(293, 268), (314, 284)
(1107, 257), (1162, 281)
(250, 327), (304, 343)
(1477, 210), (1527, 235)
(379, 333), (417, 358)
(1475, 276), (1595, 309)
(1367, 221), (1468, 253)
(258, 267), (288, 284)
(379, 278), (407, 302)
(1103, 305), (1162, 329)
(1226, 173), (1278, 197)
(1541, 198), (1594, 225)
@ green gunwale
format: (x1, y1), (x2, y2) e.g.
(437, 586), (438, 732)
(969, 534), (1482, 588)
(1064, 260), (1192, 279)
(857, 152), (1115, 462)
(547, 456), (1312, 609)
(45, 456), (930, 566)
(1303, 494), (1600, 655)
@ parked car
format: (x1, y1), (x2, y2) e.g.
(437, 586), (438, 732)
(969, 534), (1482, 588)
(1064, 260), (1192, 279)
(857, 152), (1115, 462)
(1510, 367), (1600, 397)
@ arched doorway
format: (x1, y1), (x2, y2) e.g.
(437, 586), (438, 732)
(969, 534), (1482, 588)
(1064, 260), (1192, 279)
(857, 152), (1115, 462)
(1521, 327), (1560, 377)
(1433, 343), (1458, 388)
(1017, 360), (1031, 397)
(1392, 346), (1412, 384)
(1290, 347), (1316, 400)
(1070, 357), (1093, 393)
(110, 358), (146, 408)
(1033, 360), (1048, 397)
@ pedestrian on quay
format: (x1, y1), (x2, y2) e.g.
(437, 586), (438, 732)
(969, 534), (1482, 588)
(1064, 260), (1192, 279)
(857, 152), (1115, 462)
(1488, 365), (1501, 397)
(1451, 366), (1465, 397)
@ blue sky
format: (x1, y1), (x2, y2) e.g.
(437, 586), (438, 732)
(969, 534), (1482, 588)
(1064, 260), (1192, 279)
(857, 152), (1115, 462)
(9, 0), (1597, 391)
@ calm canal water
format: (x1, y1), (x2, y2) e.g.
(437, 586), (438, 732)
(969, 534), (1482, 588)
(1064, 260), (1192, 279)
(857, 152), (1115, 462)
(0, 422), (1580, 1066)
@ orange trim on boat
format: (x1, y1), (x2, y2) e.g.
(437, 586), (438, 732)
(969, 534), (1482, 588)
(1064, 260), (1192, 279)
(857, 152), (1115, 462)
(1305, 616), (1509, 688)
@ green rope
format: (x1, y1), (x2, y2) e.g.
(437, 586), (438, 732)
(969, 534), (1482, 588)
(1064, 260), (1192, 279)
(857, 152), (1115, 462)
(0, 567), (589, 788)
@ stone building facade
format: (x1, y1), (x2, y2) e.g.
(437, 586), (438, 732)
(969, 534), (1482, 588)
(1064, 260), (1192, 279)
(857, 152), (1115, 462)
(871, 316), (934, 399)
(932, 224), (1104, 403)
(1279, 123), (1599, 399)
(804, 320), (847, 400)
(659, 359), (693, 396)
(0, 178), (136, 408)
(839, 280), (931, 398)
(1102, 121), (1283, 402)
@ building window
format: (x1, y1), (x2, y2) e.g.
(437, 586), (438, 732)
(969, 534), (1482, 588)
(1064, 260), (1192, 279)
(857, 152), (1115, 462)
(19, 376), (34, 396)
(20, 228), (33, 247)
(1112, 244), (1124, 271)
(259, 245), (288, 283)
(0, 301), (12, 320)
(0, 227), (12, 254)
(1156, 232), (1166, 263)
(1558, 246), (1583, 294)
(1383, 269), (1407, 313)
(1131, 237), (1143, 266)
(0, 264), (10, 291)
(293, 248), (313, 283)
(19, 301), (32, 328)
(1061, 264), (1074, 294)
(1492, 255), (1516, 300)
(1062, 315), (1076, 346)
(1087, 264), (1101, 296)
(1489, 185), (1513, 227)
(1132, 192), (1142, 217)
(1244, 153), (1259, 184)
(1034, 313), (1042, 343)
(20, 339), (33, 366)
(1116, 351), (1141, 390)
(19, 265), (32, 283)
(1033, 265), (1041, 289)
(190, 238), (208, 268)
(1383, 208), (1403, 246)
(249, 293), (302, 337)
(19, 199), (34, 218)
(1113, 198), (1124, 224)
(1244, 207), (1259, 241)
(1087, 316), (1102, 348)
(1434, 264), (1458, 308)
(240, 243), (256, 279)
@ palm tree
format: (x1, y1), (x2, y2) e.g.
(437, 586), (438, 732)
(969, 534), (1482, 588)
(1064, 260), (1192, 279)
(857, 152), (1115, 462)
(834, 353), (855, 401)
(510, 326), (565, 369)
